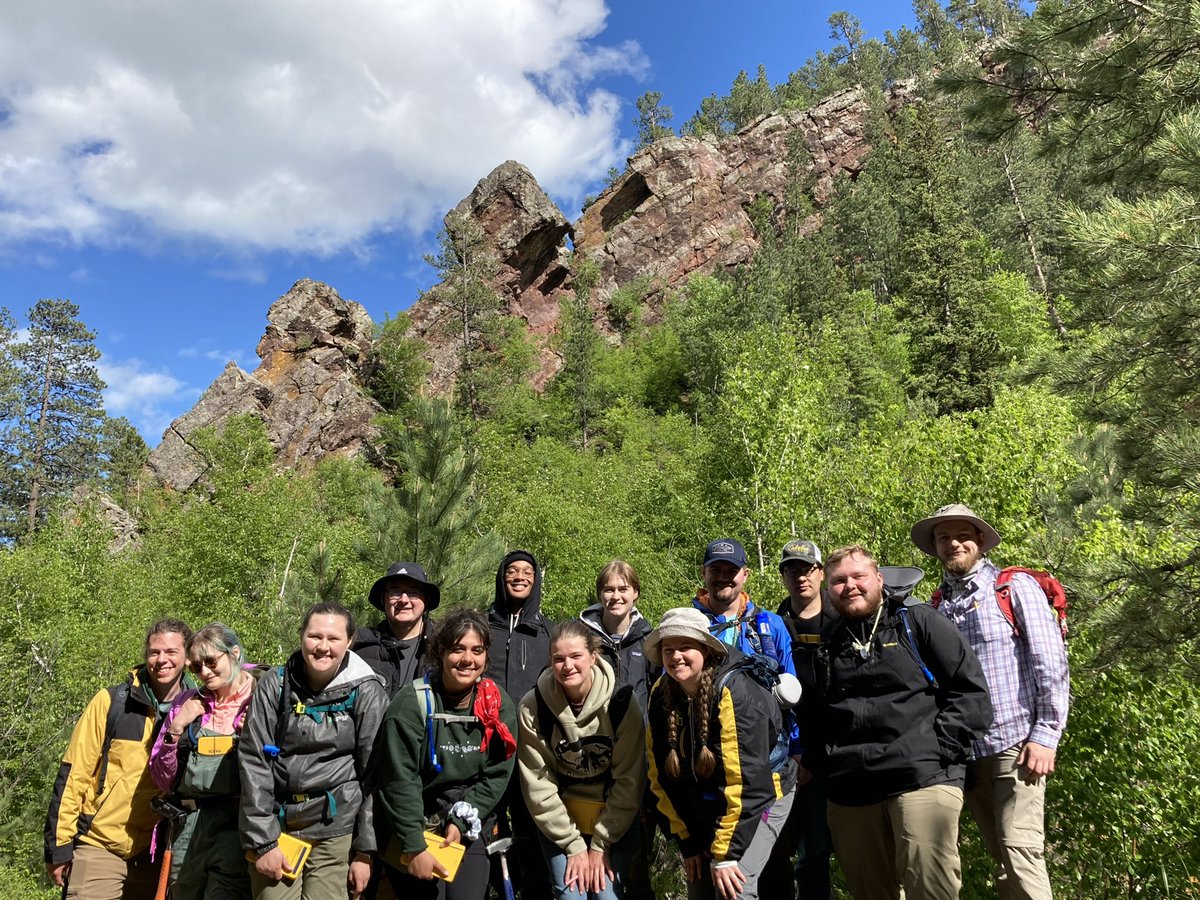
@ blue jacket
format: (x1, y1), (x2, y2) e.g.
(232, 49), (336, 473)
(691, 593), (802, 754)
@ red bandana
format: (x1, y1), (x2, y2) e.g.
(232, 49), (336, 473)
(473, 677), (517, 759)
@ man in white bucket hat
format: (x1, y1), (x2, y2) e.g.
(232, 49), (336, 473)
(912, 504), (1070, 900)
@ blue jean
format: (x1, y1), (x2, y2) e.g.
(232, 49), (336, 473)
(537, 824), (638, 900)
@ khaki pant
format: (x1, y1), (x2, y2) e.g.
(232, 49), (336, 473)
(65, 843), (159, 900)
(252, 832), (354, 900)
(967, 746), (1054, 900)
(828, 784), (963, 900)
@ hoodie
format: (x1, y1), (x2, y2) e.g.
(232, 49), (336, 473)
(518, 657), (645, 857)
(485, 550), (552, 706)
(578, 604), (658, 716)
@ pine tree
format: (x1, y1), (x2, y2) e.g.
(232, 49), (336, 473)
(98, 416), (149, 511)
(554, 259), (603, 446)
(0, 300), (105, 538)
(422, 212), (504, 419)
(945, 0), (1200, 666)
(634, 91), (674, 148)
(359, 398), (503, 609)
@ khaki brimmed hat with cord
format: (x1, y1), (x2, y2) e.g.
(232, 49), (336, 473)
(910, 504), (1001, 557)
(644, 607), (729, 667)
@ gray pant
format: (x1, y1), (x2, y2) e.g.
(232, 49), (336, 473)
(967, 746), (1054, 900)
(687, 786), (796, 900)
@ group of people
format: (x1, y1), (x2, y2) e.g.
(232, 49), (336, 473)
(44, 503), (1069, 900)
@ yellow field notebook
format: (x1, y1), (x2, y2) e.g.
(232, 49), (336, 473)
(395, 831), (466, 882)
(245, 833), (312, 881)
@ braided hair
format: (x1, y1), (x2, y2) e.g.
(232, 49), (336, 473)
(659, 653), (719, 780)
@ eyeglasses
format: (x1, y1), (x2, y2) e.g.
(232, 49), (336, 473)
(188, 655), (225, 673)
(782, 564), (818, 577)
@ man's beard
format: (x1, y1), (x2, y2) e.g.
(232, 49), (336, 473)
(942, 549), (982, 577)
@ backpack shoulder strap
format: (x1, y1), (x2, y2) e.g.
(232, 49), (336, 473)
(897, 605), (938, 689)
(95, 682), (130, 796)
(534, 682), (557, 746)
(271, 666), (291, 754)
(993, 567), (1020, 633)
(608, 684), (634, 735)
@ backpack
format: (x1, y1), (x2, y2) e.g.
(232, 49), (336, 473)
(94, 683), (133, 798)
(714, 655), (792, 773)
(266, 666), (359, 758)
(932, 567), (1068, 641)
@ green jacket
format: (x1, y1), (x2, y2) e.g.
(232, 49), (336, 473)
(374, 676), (517, 855)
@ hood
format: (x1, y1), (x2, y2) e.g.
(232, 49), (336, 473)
(534, 655), (617, 730)
(287, 649), (384, 700)
(579, 604), (652, 647)
(492, 549), (543, 619)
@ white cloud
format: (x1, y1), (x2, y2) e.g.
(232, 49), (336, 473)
(99, 356), (187, 437)
(0, 1), (641, 254)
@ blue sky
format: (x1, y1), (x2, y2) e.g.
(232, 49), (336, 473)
(0, 0), (914, 445)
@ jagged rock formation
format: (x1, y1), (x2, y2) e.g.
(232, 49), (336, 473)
(407, 85), (897, 390)
(69, 487), (141, 552)
(147, 279), (382, 492)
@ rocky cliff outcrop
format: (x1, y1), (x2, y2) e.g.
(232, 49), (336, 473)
(407, 85), (899, 390)
(147, 279), (382, 492)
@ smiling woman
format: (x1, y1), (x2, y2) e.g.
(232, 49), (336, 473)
(373, 609), (519, 900)
(518, 620), (646, 900)
(237, 602), (387, 899)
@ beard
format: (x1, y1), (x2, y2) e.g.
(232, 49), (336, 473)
(941, 547), (983, 577)
(834, 586), (883, 620)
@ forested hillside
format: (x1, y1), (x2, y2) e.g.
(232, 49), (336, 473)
(2, 2), (1198, 897)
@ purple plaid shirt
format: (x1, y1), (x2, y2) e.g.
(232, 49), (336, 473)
(935, 559), (1070, 757)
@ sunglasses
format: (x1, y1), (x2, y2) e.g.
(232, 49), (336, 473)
(188, 654), (226, 673)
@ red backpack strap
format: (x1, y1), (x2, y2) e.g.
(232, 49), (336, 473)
(994, 567), (1068, 640)
(993, 568), (1021, 634)
(930, 587), (943, 608)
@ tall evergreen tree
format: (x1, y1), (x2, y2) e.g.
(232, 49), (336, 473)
(359, 398), (503, 609)
(423, 212), (503, 419)
(947, 0), (1200, 666)
(1, 300), (105, 538)
(634, 91), (674, 148)
(554, 259), (603, 446)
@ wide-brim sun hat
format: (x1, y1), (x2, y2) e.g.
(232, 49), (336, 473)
(368, 561), (441, 611)
(644, 607), (729, 667)
(910, 504), (1002, 557)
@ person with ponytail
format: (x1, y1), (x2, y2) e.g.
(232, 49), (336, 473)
(645, 608), (798, 900)
(518, 620), (645, 899)
(374, 608), (519, 900)
(149, 623), (258, 899)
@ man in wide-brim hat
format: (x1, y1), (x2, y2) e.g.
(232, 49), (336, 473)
(912, 504), (1070, 900)
(354, 562), (441, 697)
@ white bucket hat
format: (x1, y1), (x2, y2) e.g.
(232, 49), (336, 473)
(644, 607), (729, 667)
(910, 503), (1002, 556)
